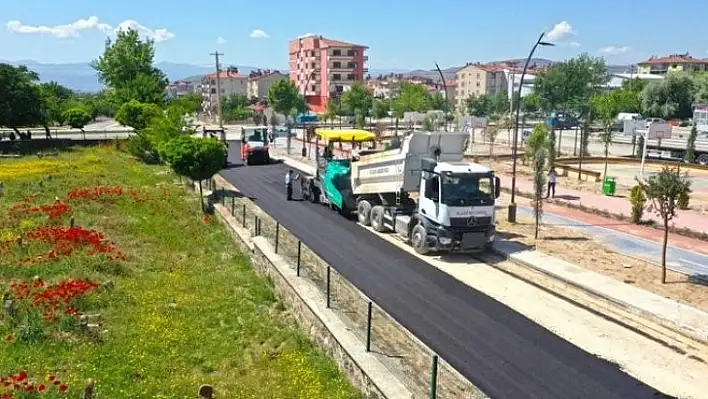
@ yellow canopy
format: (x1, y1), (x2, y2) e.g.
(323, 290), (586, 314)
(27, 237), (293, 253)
(315, 129), (376, 142)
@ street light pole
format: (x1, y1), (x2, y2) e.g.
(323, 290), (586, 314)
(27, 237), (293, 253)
(508, 32), (554, 223)
(434, 62), (449, 132)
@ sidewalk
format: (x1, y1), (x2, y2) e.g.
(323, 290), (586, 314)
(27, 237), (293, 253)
(502, 172), (708, 237)
(270, 149), (708, 347)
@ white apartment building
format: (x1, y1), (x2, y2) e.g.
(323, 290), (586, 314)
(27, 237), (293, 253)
(201, 71), (248, 113)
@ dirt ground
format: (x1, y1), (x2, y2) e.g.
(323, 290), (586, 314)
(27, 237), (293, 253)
(495, 208), (708, 312)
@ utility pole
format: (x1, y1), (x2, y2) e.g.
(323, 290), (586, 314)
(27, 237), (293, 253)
(210, 51), (224, 128)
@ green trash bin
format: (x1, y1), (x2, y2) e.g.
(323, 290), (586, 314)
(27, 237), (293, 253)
(603, 176), (616, 196)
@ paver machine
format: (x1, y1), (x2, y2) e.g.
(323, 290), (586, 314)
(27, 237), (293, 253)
(301, 129), (500, 254)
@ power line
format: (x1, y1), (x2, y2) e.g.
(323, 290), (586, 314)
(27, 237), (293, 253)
(210, 51), (224, 128)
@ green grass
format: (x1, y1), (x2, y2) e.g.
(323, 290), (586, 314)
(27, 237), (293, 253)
(0, 146), (361, 398)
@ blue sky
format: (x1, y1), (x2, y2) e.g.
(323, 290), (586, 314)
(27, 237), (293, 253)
(2, 0), (707, 70)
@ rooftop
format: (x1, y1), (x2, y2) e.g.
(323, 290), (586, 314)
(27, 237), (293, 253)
(204, 71), (247, 80)
(293, 34), (368, 49)
(639, 54), (708, 65)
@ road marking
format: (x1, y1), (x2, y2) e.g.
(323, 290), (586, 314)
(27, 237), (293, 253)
(679, 258), (707, 268)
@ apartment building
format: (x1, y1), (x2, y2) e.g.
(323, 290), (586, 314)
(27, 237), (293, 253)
(638, 54), (708, 75)
(455, 63), (510, 110)
(289, 34), (369, 112)
(201, 70), (248, 113)
(247, 70), (288, 100)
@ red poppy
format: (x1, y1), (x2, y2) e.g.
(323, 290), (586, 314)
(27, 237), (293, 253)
(59, 384), (67, 392)
(47, 375), (55, 382)
(25, 384), (33, 392)
(53, 380), (61, 386)
(5, 335), (12, 342)
(16, 372), (26, 382)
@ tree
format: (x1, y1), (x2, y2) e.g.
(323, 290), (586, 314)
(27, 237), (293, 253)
(160, 136), (227, 211)
(686, 124), (698, 163)
(489, 91), (510, 117)
(429, 92), (450, 113)
(395, 83), (431, 113)
(484, 124), (499, 157)
(342, 83), (373, 116)
(628, 185), (646, 224)
(221, 94), (251, 122)
(324, 99), (339, 122)
(465, 94), (491, 117)
(38, 82), (74, 133)
(524, 123), (549, 165)
(92, 28), (167, 105)
(638, 166), (692, 283)
(693, 72), (708, 105)
(533, 148), (547, 239)
(62, 108), (92, 138)
(0, 63), (43, 134)
(115, 100), (163, 130)
(168, 93), (202, 116)
(591, 92), (624, 178)
(640, 72), (695, 119)
(372, 99), (390, 119)
(268, 80), (303, 122)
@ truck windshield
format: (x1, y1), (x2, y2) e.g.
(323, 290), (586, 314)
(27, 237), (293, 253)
(440, 174), (493, 206)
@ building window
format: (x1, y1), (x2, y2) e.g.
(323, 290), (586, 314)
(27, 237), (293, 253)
(311, 62), (316, 68)
(347, 62), (356, 68)
(333, 62), (341, 68)
(335, 85), (344, 92)
(211, 88), (216, 94)
(333, 49), (341, 56)
(333, 74), (341, 80)
(476, 82), (480, 87)
(311, 85), (316, 92)
(347, 49), (356, 56)
(211, 80), (216, 85)
(476, 73), (480, 78)
(347, 74), (355, 80)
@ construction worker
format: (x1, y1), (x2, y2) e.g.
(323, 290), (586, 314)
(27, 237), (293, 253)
(285, 169), (299, 201)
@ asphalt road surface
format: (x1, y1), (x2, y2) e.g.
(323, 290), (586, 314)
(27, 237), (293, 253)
(220, 141), (671, 399)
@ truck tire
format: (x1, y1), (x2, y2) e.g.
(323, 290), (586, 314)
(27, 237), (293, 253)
(698, 154), (708, 166)
(370, 205), (386, 232)
(357, 200), (372, 226)
(410, 224), (429, 255)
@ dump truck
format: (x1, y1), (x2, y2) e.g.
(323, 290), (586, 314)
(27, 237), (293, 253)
(301, 129), (500, 254)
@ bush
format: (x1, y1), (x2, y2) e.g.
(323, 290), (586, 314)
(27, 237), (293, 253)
(629, 185), (646, 224)
(127, 133), (160, 164)
(115, 100), (162, 130)
(677, 186), (691, 210)
(679, 121), (690, 127)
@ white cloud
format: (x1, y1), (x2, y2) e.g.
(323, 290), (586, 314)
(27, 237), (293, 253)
(545, 21), (580, 46)
(114, 20), (174, 42)
(249, 29), (269, 39)
(6, 16), (174, 42)
(216, 36), (226, 44)
(6, 16), (111, 38)
(599, 45), (632, 55)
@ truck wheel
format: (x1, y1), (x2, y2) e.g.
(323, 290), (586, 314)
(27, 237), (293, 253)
(370, 205), (385, 232)
(357, 200), (372, 226)
(698, 154), (708, 166)
(411, 224), (429, 255)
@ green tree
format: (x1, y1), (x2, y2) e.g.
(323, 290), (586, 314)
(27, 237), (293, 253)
(628, 185), (646, 224)
(0, 63), (43, 134)
(221, 94), (251, 122)
(168, 93), (202, 116)
(533, 147), (547, 239)
(268, 80), (303, 122)
(38, 81), (74, 133)
(638, 166), (692, 283)
(693, 72), (708, 105)
(115, 100), (163, 130)
(341, 83), (373, 116)
(524, 123), (549, 165)
(92, 28), (167, 105)
(395, 83), (431, 113)
(324, 99), (339, 122)
(465, 94), (491, 117)
(160, 136), (227, 211)
(591, 92), (625, 178)
(62, 108), (92, 137)
(640, 72), (695, 119)
(686, 123), (698, 163)
(372, 99), (390, 119)
(489, 91), (510, 116)
(429, 92), (450, 113)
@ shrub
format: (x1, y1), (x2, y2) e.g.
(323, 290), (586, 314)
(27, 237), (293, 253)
(629, 185), (646, 223)
(677, 186), (691, 210)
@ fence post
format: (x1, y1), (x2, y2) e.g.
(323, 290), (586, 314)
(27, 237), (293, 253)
(366, 301), (372, 352)
(221, 188), (225, 204)
(274, 222), (280, 253)
(258, 218), (262, 236)
(326, 266), (331, 308)
(296, 241), (302, 276)
(242, 204), (246, 227)
(231, 197), (235, 215)
(429, 355), (439, 399)
(254, 216), (259, 236)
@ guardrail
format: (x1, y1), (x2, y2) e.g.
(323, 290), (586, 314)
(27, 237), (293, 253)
(204, 179), (487, 399)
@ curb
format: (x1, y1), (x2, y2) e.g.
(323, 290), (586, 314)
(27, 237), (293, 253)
(491, 246), (708, 346)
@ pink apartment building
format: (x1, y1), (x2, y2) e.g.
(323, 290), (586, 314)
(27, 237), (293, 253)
(289, 35), (368, 113)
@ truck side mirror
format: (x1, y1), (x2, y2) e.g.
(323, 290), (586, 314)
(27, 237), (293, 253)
(494, 177), (501, 199)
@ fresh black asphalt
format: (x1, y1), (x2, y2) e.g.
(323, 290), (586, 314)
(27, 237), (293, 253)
(220, 142), (672, 399)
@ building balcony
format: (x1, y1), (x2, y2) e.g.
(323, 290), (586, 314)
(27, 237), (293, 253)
(328, 54), (355, 60)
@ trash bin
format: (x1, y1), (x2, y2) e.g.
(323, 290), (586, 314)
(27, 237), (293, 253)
(603, 176), (616, 196)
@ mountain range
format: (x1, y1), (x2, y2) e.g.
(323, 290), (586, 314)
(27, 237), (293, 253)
(2, 59), (634, 93)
